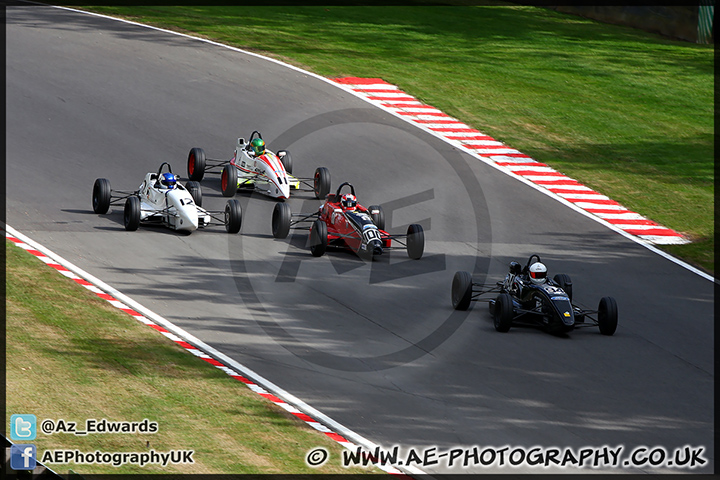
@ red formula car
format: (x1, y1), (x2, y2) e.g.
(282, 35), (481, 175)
(271, 182), (424, 259)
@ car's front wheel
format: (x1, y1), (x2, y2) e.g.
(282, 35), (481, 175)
(451, 271), (473, 311)
(598, 296), (618, 336)
(92, 178), (111, 214)
(310, 219), (328, 257)
(272, 202), (292, 239)
(225, 199), (242, 234)
(123, 196), (141, 231)
(494, 293), (513, 332)
(406, 224), (424, 259)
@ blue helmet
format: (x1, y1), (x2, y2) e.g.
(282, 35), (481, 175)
(160, 172), (177, 189)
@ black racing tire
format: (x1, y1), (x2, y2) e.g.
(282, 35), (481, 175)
(272, 202), (292, 239)
(313, 167), (331, 199)
(225, 199), (242, 234)
(187, 147), (206, 182)
(451, 271), (473, 311)
(406, 224), (425, 260)
(186, 181), (203, 208)
(598, 296), (618, 336)
(310, 219), (328, 257)
(368, 205), (385, 231)
(553, 273), (573, 302)
(123, 196), (141, 231)
(494, 293), (514, 333)
(92, 178), (111, 214)
(221, 165), (238, 197)
(278, 150), (293, 175)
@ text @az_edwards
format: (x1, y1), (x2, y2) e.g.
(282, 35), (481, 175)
(40, 418), (158, 435)
(340, 444), (708, 470)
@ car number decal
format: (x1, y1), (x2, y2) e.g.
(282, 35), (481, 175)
(363, 228), (380, 243)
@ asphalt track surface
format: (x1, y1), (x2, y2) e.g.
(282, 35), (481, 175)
(7, 6), (714, 474)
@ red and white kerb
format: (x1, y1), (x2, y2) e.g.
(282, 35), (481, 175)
(5, 229), (414, 477)
(332, 77), (687, 246)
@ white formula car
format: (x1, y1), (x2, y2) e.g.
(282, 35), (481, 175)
(186, 130), (331, 200)
(92, 162), (242, 234)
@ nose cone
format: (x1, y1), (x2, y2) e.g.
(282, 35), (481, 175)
(267, 167), (291, 199)
(369, 239), (383, 256)
(279, 181), (291, 200)
(176, 208), (199, 232)
(554, 299), (574, 326)
(168, 190), (199, 232)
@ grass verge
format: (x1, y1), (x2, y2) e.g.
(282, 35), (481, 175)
(5, 241), (375, 475)
(79, 5), (714, 273)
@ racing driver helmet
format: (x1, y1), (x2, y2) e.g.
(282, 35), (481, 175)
(250, 138), (265, 156)
(160, 172), (177, 189)
(528, 262), (548, 284)
(341, 193), (357, 211)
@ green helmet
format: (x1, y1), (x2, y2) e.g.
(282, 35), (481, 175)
(250, 138), (265, 156)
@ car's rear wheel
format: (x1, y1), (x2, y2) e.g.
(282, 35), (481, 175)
(368, 204), (385, 231)
(92, 178), (112, 214)
(225, 199), (242, 234)
(494, 293), (514, 332)
(187, 147), (206, 181)
(406, 224), (424, 259)
(553, 273), (573, 302)
(313, 167), (331, 199)
(310, 219), (328, 257)
(272, 202), (292, 239)
(277, 150), (293, 175)
(451, 271), (473, 311)
(123, 196), (141, 231)
(221, 165), (238, 197)
(186, 181), (203, 208)
(598, 296), (618, 336)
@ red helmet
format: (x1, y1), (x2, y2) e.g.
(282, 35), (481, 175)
(341, 193), (357, 211)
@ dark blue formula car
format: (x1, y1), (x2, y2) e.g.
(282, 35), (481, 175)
(451, 254), (618, 335)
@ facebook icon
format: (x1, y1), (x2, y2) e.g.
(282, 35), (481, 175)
(10, 444), (37, 470)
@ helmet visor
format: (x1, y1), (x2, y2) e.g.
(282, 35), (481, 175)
(342, 195), (356, 208)
(530, 270), (546, 280)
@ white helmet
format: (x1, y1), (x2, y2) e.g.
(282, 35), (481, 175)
(528, 262), (547, 284)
